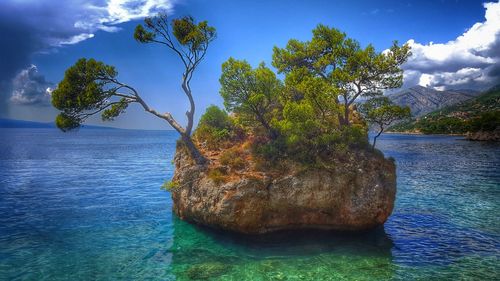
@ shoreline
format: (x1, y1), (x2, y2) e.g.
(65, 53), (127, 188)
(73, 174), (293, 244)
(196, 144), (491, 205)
(384, 131), (466, 137)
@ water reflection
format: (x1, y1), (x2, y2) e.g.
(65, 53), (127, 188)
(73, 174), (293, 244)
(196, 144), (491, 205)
(169, 216), (395, 280)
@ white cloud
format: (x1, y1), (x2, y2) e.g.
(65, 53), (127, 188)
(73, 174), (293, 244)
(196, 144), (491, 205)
(401, 1), (500, 90)
(2, 0), (176, 47)
(57, 33), (96, 46)
(10, 65), (55, 106)
(69, 0), (176, 45)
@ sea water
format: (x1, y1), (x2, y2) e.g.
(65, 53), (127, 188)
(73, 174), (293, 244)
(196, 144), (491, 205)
(0, 129), (498, 280)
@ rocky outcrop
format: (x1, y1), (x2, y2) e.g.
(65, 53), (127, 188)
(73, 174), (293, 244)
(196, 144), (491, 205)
(171, 148), (397, 234)
(466, 129), (500, 141)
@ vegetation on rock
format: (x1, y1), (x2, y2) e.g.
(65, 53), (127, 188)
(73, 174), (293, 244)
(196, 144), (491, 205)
(194, 105), (235, 149)
(196, 24), (410, 168)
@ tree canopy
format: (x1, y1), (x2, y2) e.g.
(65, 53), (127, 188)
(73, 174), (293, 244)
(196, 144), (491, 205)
(219, 58), (282, 138)
(52, 59), (124, 130)
(272, 25), (411, 126)
(193, 24), (412, 164)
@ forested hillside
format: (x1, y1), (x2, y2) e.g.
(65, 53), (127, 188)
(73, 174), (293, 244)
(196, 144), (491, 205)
(388, 86), (500, 136)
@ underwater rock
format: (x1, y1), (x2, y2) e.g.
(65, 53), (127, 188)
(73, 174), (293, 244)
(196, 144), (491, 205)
(186, 261), (229, 280)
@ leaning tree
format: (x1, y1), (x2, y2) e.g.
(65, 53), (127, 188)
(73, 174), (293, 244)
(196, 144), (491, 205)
(51, 14), (216, 165)
(272, 25), (411, 126)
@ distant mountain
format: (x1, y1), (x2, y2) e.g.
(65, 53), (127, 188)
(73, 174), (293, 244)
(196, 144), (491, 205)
(388, 85), (500, 139)
(0, 118), (117, 130)
(388, 85), (478, 117)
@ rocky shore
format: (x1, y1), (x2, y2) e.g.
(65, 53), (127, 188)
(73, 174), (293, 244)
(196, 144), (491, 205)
(465, 129), (500, 141)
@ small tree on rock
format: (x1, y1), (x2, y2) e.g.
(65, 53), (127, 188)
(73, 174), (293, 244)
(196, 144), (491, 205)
(358, 96), (411, 149)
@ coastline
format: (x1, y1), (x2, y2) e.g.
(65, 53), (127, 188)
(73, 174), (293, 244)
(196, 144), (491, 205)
(384, 131), (466, 137)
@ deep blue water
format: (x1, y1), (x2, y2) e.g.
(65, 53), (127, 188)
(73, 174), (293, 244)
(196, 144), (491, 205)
(0, 129), (498, 280)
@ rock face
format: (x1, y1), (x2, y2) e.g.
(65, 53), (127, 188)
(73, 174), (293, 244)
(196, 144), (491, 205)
(171, 148), (397, 234)
(466, 129), (500, 141)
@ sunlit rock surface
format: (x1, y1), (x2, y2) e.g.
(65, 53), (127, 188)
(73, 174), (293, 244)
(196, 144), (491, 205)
(171, 147), (396, 234)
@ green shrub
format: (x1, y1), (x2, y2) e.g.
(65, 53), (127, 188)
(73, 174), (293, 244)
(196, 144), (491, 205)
(251, 136), (287, 163)
(161, 180), (179, 191)
(194, 105), (233, 149)
(340, 124), (369, 148)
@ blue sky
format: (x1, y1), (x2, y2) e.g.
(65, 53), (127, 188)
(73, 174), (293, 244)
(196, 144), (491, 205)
(1, 0), (499, 129)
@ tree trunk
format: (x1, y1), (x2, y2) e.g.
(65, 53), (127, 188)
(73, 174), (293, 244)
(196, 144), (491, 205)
(343, 105), (350, 126)
(372, 126), (384, 150)
(181, 133), (207, 165)
(256, 113), (279, 140)
(182, 79), (196, 136)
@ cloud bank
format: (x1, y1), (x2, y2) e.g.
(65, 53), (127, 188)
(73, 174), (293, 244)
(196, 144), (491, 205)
(0, 0), (175, 113)
(10, 65), (54, 106)
(402, 1), (500, 91)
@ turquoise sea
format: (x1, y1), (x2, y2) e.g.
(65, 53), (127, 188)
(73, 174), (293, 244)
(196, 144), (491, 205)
(0, 129), (498, 280)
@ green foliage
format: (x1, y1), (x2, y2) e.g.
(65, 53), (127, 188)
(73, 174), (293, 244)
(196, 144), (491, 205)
(134, 14), (216, 53)
(421, 117), (469, 134)
(194, 105), (234, 149)
(52, 58), (116, 110)
(251, 136), (287, 164)
(340, 124), (369, 147)
(273, 25), (411, 125)
(280, 67), (341, 131)
(172, 17), (216, 51)
(273, 91), (367, 162)
(133, 24), (154, 43)
(359, 96), (411, 148)
(199, 105), (232, 129)
(470, 111), (500, 132)
(219, 58), (281, 138)
(276, 101), (326, 161)
(101, 98), (129, 121)
(214, 24), (409, 164)
(393, 112), (499, 135)
(51, 58), (130, 131)
(161, 180), (179, 191)
(358, 97), (411, 128)
(55, 113), (80, 132)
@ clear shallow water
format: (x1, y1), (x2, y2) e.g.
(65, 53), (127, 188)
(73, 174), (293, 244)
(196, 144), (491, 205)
(0, 129), (498, 280)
